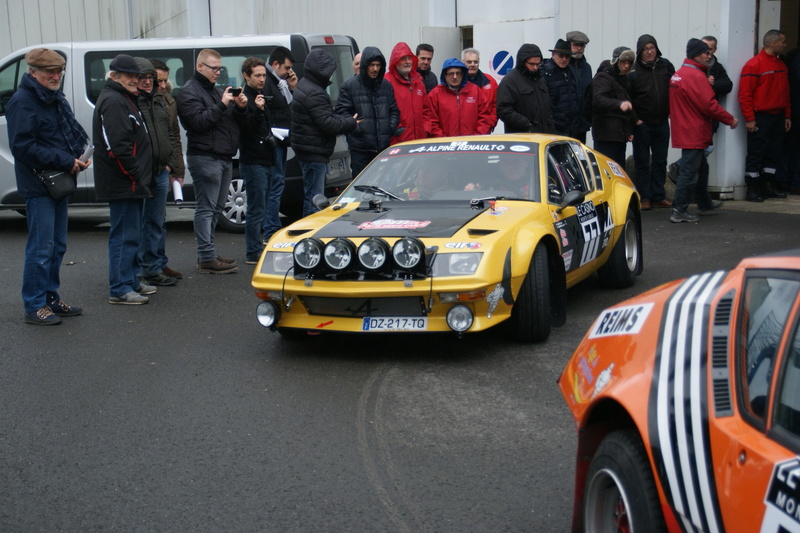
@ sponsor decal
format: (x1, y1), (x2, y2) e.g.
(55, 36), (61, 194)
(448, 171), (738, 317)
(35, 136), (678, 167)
(762, 457), (800, 532)
(389, 148), (401, 155)
(562, 249), (573, 271)
(444, 242), (482, 249)
(569, 345), (601, 404)
(358, 219), (431, 230)
(488, 206), (509, 216)
(592, 364), (614, 399)
(607, 160), (625, 177)
(408, 141), (508, 153)
(465, 96), (477, 104)
(486, 283), (504, 318)
(339, 197), (356, 203)
(272, 242), (296, 249)
(589, 302), (654, 338)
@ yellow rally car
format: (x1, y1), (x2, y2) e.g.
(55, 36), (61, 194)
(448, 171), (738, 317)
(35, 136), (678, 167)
(251, 134), (642, 341)
(559, 251), (800, 532)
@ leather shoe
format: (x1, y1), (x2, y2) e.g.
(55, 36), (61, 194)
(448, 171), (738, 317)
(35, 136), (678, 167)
(641, 200), (652, 210)
(162, 266), (183, 279)
(746, 187), (764, 202)
(652, 199), (673, 208)
(763, 182), (787, 199)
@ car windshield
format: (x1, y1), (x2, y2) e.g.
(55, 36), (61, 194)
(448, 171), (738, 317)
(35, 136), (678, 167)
(337, 142), (540, 203)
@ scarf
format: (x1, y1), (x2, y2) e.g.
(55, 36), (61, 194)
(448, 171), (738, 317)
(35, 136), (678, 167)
(269, 66), (293, 104)
(27, 73), (90, 157)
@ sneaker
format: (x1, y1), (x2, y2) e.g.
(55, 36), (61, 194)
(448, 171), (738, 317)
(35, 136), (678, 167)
(198, 258), (238, 274)
(135, 283), (157, 295)
(652, 199), (673, 208)
(246, 257), (260, 265)
(216, 255), (236, 264)
(697, 199), (723, 215)
(162, 266), (183, 279)
(109, 291), (149, 305)
(48, 299), (82, 317)
(670, 208), (700, 223)
(668, 162), (680, 184)
(25, 306), (62, 325)
(142, 272), (179, 286)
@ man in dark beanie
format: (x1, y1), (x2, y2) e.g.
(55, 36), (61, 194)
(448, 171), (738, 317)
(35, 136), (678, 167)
(7, 48), (91, 323)
(496, 43), (556, 133)
(589, 48), (637, 166)
(669, 38), (738, 223)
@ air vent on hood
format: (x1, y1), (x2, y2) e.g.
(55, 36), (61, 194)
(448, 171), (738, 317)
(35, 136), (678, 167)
(287, 229), (312, 237)
(711, 289), (735, 418)
(468, 229), (497, 236)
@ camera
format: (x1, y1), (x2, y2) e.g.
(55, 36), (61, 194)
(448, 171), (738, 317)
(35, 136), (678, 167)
(229, 87), (242, 97)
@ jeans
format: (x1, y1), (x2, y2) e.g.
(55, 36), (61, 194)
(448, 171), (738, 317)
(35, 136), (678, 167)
(632, 120), (670, 202)
(263, 143), (286, 240)
(187, 155), (232, 263)
(241, 162), (269, 261)
(138, 168), (169, 277)
(108, 199), (144, 297)
(22, 195), (68, 316)
(675, 145), (714, 168)
(673, 148), (711, 212)
(300, 160), (328, 217)
(350, 150), (377, 179)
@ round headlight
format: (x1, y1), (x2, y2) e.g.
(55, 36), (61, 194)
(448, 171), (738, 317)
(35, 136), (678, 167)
(293, 238), (323, 270)
(256, 301), (280, 328)
(392, 237), (424, 269)
(324, 238), (355, 270)
(357, 238), (389, 270)
(446, 304), (474, 333)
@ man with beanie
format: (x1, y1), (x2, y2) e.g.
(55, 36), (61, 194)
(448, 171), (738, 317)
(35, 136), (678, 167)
(7, 48), (90, 323)
(335, 46), (400, 176)
(134, 57), (178, 287)
(669, 39), (738, 223)
(291, 48), (358, 217)
(424, 58), (493, 137)
(93, 54), (154, 304)
(589, 48), (637, 166)
(566, 30), (593, 142)
(385, 42), (427, 144)
(542, 39), (587, 139)
(496, 44), (556, 134)
(628, 34), (675, 210)
(738, 29), (791, 202)
(177, 48), (248, 274)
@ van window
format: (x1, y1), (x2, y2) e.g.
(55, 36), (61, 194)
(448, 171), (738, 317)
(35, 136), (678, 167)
(0, 58), (27, 115)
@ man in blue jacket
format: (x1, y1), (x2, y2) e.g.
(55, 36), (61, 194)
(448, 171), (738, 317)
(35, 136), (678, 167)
(7, 48), (90, 324)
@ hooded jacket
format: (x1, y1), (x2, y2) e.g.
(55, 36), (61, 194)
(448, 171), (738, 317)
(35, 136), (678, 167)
(93, 79), (153, 201)
(466, 68), (498, 129)
(496, 44), (556, 133)
(335, 46), (400, 154)
(590, 62), (638, 143)
(424, 58), (493, 137)
(738, 48), (790, 122)
(7, 73), (88, 198)
(291, 49), (357, 162)
(176, 71), (247, 158)
(628, 35), (675, 125)
(385, 42), (427, 144)
(137, 88), (174, 175)
(670, 57), (736, 149)
(541, 57), (587, 136)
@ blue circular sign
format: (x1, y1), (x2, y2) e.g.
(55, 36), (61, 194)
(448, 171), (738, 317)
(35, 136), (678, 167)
(491, 50), (514, 76)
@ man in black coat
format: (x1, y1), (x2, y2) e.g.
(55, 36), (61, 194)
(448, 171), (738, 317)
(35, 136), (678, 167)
(496, 44), (556, 134)
(590, 49), (637, 166)
(567, 30), (593, 143)
(335, 46), (400, 177)
(291, 49), (358, 217)
(542, 39), (586, 139)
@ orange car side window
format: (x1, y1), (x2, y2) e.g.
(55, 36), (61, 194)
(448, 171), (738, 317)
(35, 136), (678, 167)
(775, 322), (800, 437)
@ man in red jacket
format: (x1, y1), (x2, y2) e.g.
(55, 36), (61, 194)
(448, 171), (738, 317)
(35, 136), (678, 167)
(738, 29), (790, 202)
(385, 42), (427, 144)
(669, 39), (738, 223)
(424, 58), (493, 137)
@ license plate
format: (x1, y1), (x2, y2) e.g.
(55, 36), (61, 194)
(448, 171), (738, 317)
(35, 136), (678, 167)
(327, 158), (345, 176)
(362, 317), (428, 331)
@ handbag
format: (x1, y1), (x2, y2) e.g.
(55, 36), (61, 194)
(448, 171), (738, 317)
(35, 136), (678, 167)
(36, 169), (76, 199)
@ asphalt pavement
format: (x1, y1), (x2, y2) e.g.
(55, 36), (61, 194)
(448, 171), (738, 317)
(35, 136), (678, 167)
(1, 198), (800, 532)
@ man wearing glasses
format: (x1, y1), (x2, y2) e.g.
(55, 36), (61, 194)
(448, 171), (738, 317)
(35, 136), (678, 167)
(496, 43), (556, 134)
(7, 48), (90, 323)
(177, 48), (248, 274)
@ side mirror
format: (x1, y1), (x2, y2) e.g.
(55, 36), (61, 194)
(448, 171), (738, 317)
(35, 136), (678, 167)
(556, 190), (586, 213)
(312, 194), (331, 210)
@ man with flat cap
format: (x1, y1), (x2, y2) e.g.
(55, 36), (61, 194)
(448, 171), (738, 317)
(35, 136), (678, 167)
(7, 48), (91, 324)
(93, 54), (154, 305)
(496, 43), (556, 134)
(542, 39), (587, 139)
(567, 30), (593, 142)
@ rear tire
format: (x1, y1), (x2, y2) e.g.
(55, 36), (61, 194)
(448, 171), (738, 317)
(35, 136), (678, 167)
(584, 430), (666, 533)
(510, 242), (551, 342)
(597, 208), (640, 288)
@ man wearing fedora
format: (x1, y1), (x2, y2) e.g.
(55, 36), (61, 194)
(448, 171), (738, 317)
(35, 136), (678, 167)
(542, 39), (589, 140)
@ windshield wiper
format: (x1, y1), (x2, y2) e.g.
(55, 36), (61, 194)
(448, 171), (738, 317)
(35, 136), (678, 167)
(354, 185), (405, 201)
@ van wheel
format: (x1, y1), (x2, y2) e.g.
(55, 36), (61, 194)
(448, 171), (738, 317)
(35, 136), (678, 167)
(218, 177), (246, 233)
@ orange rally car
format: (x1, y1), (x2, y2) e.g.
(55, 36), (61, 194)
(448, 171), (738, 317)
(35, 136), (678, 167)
(558, 250), (800, 532)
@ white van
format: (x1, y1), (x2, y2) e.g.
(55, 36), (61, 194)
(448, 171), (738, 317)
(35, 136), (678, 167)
(0, 33), (358, 231)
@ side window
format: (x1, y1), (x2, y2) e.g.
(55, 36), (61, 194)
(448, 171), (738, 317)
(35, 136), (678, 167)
(547, 142), (590, 195)
(547, 154), (566, 204)
(85, 50), (194, 104)
(0, 58), (25, 115)
(569, 141), (595, 193)
(738, 275), (800, 423)
(775, 322), (800, 438)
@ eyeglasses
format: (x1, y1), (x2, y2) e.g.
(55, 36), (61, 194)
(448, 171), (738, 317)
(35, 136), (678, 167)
(524, 60), (542, 67)
(201, 62), (223, 73)
(140, 75), (155, 81)
(642, 46), (657, 52)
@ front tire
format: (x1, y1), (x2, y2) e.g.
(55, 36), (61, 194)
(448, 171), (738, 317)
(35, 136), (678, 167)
(597, 208), (640, 288)
(510, 242), (551, 342)
(584, 430), (666, 533)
